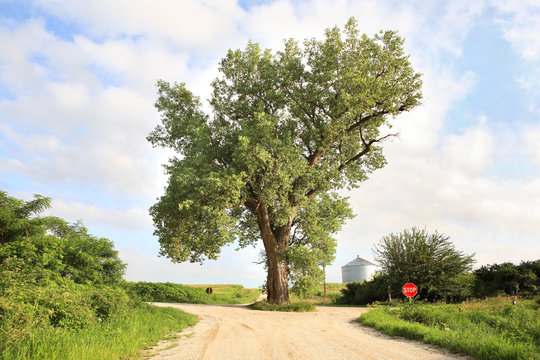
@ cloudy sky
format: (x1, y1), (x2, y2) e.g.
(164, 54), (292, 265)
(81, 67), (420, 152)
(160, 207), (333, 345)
(1, 0), (539, 287)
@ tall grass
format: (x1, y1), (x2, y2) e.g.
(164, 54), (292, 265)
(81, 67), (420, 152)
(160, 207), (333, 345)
(1, 304), (197, 360)
(358, 296), (539, 360)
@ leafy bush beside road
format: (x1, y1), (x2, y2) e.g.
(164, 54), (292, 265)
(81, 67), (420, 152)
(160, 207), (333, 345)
(0, 190), (198, 359)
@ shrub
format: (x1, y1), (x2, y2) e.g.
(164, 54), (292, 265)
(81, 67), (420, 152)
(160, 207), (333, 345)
(86, 285), (135, 321)
(39, 286), (96, 328)
(337, 272), (390, 305)
(474, 260), (540, 297)
(125, 282), (208, 303)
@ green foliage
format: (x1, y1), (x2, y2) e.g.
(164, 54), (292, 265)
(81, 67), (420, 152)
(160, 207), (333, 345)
(474, 260), (540, 297)
(147, 18), (422, 302)
(249, 301), (316, 312)
(125, 282), (261, 304)
(0, 191), (126, 286)
(0, 279), (139, 354)
(338, 258), (538, 306)
(288, 193), (353, 297)
(0, 190), (135, 356)
(0, 304), (197, 360)
(0, 191), (51, 245)
(358, 297), (540, 360)
(337, 272), (392, 305)
(0, 190), (202, 359)
(43, 217), (126, 285)
(373, 227), (475, 301)
(126, 282), (208, 303)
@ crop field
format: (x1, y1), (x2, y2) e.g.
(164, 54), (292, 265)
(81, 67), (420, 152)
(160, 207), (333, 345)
(358, 296), (540, 360)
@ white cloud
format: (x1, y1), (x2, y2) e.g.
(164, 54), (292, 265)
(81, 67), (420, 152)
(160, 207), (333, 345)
(34, 0), (247, 53)
(119, 244), (266, 287)
(525, 127), (540, 166)
(492, 0), (540, 61)
(44, 199), (152, 230)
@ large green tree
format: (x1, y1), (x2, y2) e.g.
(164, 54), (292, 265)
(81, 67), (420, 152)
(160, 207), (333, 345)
(148, 18), (422, 304)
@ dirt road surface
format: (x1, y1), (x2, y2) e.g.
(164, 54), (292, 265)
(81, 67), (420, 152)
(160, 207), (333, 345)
(148, 303), (470, 360)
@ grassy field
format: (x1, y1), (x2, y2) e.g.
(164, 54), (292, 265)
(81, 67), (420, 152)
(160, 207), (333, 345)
(126, 282), (262, 305)
(1, 304), (197, 360)
(185, 284), (262, 304)
(358, 296), (540, 360)
(289, 283), (346, 304)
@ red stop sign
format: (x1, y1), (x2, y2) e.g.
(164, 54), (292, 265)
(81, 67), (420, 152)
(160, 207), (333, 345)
(402, 283), (418, 297)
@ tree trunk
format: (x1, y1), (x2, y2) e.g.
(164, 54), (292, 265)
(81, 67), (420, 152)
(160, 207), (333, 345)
(255, 204), (291, 304)
(266, 245), (290, 304)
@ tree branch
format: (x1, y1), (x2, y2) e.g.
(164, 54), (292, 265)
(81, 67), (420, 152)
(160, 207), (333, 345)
(338, 131), (397, 171)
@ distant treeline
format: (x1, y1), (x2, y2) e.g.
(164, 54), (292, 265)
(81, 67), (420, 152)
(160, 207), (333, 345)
(338, 260), (540, 305)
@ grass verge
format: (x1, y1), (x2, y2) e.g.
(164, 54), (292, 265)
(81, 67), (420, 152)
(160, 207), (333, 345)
(1, 304), (197, 360)
(249, 301), (316, 312)
(358, 297), (539, 360)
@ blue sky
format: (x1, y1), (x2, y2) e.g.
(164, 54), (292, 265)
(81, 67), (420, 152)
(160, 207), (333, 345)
(1, 0), (539, 287)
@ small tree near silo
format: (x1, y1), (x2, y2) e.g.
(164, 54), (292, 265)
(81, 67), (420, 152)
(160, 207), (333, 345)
(373, 227), (475, 301)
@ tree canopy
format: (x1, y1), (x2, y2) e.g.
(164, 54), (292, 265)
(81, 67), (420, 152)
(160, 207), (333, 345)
(148, 18), (422, 303)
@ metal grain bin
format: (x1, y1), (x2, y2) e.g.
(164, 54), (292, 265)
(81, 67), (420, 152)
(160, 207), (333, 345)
(341, 256), (377, 283)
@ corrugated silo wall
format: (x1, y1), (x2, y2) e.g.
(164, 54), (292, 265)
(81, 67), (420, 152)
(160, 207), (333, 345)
(342, 265), (377, 283)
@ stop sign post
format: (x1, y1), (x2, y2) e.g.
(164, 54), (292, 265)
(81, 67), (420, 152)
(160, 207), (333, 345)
(402, 283), (418, 298)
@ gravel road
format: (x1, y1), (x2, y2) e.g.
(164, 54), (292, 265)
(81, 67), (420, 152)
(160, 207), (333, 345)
(148, 302), (470, 360)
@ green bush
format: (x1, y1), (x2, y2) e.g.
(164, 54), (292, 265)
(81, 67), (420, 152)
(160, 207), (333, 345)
(474, 260), (540, 297)
(337, 273), (390, 305)
(125, 282), (208, 303)
(38, 286), (96, 328)
(86, 285), (135, 321)
(0, 190), (199, 359)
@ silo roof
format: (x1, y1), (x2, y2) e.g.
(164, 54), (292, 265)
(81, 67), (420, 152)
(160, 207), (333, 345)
(342, 256), (376, 267)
